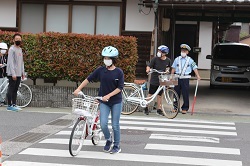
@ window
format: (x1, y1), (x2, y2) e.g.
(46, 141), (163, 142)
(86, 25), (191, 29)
(72, 5), (95, 34)
(96, 6), (120, 35)
(21, 4), (44, 33)
(46, 5), (69, 33)
(19, 2), (121, 35)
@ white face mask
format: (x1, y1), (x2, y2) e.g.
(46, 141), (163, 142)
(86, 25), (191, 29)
(0, 49), (6, 54)
(104, 59), (112, 66)
(157, 52), (162, 57)
(181, 52), (187, 57)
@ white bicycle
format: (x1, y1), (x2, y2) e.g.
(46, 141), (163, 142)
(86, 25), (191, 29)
(122, 69), (180, 119)
(0, 65), (32, 107)
(69, 92), (103, 156)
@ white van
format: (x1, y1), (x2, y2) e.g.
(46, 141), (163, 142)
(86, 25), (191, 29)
(206, 43), (250, 88)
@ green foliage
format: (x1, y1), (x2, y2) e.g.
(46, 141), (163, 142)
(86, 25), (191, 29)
(0, 31), (138, 83)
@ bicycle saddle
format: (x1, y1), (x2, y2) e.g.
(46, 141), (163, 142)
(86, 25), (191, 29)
(134, 79), (147, 85)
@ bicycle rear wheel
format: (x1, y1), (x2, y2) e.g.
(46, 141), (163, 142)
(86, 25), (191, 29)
(16, 83), (32, 107)
(121, 84), (140, 115)
(69, 118), (87, 156)
(161, 88), (179, 119)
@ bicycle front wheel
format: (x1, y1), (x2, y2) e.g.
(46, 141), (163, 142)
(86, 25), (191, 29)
(69, 118), (87, 156)
(16, 83), (32, 108)
(161, 88), (179, 119)
(121, 84), (140, 115)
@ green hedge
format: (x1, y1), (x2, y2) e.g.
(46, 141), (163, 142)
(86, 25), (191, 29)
(0, 31), (138, 84)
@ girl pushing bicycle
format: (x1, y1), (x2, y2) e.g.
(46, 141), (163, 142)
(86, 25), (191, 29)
(74, 46), (124, 154)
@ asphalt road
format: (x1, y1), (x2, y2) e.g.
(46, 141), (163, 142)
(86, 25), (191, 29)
(0, 80), (250, 166)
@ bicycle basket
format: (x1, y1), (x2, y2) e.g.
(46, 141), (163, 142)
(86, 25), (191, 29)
(159, 74), (179, 86)
(72, 98), (99, 117)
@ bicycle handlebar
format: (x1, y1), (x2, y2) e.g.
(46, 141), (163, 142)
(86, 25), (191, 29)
(77, 91), (103, 101)
(148, 69), (168, 75)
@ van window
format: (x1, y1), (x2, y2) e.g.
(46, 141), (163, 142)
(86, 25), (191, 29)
(214, 45), (250, 60)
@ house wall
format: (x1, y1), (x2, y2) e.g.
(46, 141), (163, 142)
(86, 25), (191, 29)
(125, 0), (154, 31)
(0, 0), (16, 28)
(198, 22), (213, 70)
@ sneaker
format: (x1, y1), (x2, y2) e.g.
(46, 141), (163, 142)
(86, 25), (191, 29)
(7, 105), (19, 112)
(144, 107), (149, 115)
(13, 105), (22, 111)
(103, 138), (113, 152)
(110, 145), (121, 154)
(156, 109), (164, 116)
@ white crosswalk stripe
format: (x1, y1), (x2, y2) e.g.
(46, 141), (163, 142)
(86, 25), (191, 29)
(2, 116), (242, 166)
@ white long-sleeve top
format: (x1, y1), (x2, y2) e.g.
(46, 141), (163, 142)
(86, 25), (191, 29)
(6, 45), (25, 77)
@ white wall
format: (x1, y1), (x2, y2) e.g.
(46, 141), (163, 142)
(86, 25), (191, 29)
(198, 22), (213, 69)
(125, 0), (154, 31)
(0, 0), (16, 27)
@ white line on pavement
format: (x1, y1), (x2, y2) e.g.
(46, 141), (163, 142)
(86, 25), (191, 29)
(145, 144), (240, 155)
(19, 148), (242, 166)
(149, 134), (220, 143)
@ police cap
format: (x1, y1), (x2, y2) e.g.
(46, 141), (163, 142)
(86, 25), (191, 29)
(180, 44), (191, 51)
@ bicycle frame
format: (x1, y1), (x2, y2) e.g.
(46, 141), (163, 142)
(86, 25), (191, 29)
(123, 82), (166, 108)
(0, 78), (8, 95)
(78, 111), (100, 137)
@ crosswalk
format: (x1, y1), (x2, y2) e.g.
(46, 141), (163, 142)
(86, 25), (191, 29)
(2, 116), (243, 166)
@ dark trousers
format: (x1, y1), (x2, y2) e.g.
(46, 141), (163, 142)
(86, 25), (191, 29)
(174, 78), (190, 111)
(7, 76), (21, 106)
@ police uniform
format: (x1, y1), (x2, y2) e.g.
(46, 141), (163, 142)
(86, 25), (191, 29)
(171, 44), (198, 113)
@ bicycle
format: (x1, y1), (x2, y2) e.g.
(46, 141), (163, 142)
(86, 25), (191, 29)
(69, 92), (103, 156)
(121, 69), (180, 119)
(0, 64), (32, 107)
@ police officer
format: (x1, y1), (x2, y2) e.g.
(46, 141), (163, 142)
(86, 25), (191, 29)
(171, 44), (201, 114)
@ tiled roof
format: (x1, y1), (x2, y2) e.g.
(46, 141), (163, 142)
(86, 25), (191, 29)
(141, 0), (250, 10)
(161, 0), (250, 2)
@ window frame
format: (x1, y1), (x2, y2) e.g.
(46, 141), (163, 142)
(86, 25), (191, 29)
(18, 0), (124, 35)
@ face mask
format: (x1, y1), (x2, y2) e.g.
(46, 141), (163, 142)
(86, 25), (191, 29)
(104, 59), (112, 66)
(0, 50), (6, 54)
(157, 52), (162, 57)
(15, 41), (21, 46)
(181, 52), (187, 57)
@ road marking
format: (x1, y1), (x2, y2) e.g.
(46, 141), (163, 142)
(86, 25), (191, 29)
(145, 144), (240, 155)
(150, 134), (220, 143)
(119, 120), (236, 130)
(39, 138), (105, 146)
(120, 126), (237, 136)
(58, 126), (237, 136)
(3, 161), (86, 166)
(120, 116), (235, 125)
(19, 148), (242, 166)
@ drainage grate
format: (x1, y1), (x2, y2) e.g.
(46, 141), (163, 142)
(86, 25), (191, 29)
(10, 132), (50, 143)
(46, 119), (72, 126)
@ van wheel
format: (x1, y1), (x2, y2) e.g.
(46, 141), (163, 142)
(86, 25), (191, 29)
(210, 83), (215, 89)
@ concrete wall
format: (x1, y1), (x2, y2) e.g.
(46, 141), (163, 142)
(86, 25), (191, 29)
(125, 0), (154, 31)
(28, 85), (99, 107)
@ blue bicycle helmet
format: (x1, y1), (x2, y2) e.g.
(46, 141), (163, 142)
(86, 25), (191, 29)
(158, 45), (169, 54)
(101, 46), (119, 58)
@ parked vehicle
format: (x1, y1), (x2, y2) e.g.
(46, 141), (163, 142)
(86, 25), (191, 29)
(206, 43), (250, 88)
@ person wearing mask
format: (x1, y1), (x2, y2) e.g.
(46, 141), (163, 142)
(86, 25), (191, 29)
(171, 44), (201, 114)
(6, 33), (25, 111)
(0, 42), (8, 105)
(144, 45), (171, 116)
(74, 46), (124, 154)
